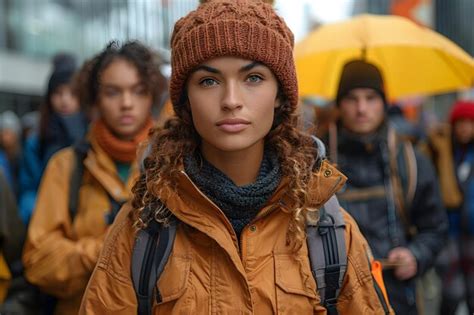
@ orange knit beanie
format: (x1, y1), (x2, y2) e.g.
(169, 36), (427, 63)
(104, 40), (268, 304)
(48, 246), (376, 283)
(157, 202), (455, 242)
(170, 0), (297, 115)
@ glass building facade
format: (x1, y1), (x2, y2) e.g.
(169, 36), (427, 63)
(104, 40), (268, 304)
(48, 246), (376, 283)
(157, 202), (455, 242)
(0, 0), (198, 114)
(0, 0), (198, 60)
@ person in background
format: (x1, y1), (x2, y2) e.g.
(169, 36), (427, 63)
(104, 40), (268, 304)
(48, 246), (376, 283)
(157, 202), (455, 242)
(22, 40), (164, 315)
(18, 53), (88, 224)
(429, 100), (474, 314)
(0, 110), (21, 192)
(0, 169), (38, 315)
(387, 104), (425, 145)
(326, 59), (447, 314)
(80, 1), (392, 314)
(20, 111), (40, 143)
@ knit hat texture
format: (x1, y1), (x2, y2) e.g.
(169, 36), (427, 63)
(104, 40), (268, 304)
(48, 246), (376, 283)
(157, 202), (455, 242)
(450, 100), (474, 124)
(336, 59), (386, 105)
(170, 0), (297, 114)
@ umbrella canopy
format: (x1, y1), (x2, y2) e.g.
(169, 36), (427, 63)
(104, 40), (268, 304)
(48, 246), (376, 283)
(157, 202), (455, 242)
(295, 14), (474, 100)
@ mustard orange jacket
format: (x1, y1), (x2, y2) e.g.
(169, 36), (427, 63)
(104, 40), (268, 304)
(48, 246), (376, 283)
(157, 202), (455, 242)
(22, 134), (139, 315)
(80, 161), (393, 314)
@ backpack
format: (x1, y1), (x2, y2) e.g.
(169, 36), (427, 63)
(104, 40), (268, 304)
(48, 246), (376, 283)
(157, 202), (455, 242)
(131, 196), (348, 315)
(68, 140), (125, 223)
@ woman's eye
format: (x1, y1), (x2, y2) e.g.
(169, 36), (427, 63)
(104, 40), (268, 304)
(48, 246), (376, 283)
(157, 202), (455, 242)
(247, 75), (263, 83)
(134, 86), (148, 95)
(104, 89), (120, 97)
(200, 78), (218, 87)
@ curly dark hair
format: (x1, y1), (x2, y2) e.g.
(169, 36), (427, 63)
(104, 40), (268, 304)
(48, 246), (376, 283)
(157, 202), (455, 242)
(74, 40), (167, 109)
(131, 89), (321, 250)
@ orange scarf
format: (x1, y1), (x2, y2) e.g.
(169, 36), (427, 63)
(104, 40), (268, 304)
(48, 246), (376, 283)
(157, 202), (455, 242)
(93, 118), (153, 162)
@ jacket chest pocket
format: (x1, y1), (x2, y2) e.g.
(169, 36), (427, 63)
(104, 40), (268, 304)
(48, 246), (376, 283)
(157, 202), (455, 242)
(153, 255), (195, 314)
(274, 254), (320, 314)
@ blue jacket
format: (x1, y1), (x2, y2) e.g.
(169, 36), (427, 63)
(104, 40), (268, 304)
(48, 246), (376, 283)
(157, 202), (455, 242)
(18, 113), (88, 224)
(18, 134), (44, 224)
(454, 143), (474, 235)
(0, 149), (12, 187)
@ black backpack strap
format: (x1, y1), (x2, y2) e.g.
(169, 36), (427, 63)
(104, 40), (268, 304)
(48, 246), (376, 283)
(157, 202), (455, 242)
(307, 195), (347, 315)
(132, 216), (177, 315)
(68, 140), (90, 221)
(68, 140), (125, 224)
(397, 140), (417, 213)
(104, 196), (126, 225)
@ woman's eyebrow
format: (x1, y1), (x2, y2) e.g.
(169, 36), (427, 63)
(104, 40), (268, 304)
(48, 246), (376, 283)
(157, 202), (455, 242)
(239, 61), (262, 72)
(193, 61), (264, 74)
(193, 65), (220, 74)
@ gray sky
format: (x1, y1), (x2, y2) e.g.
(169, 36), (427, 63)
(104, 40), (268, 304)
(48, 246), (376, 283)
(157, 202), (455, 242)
(274, 0), (354, 42)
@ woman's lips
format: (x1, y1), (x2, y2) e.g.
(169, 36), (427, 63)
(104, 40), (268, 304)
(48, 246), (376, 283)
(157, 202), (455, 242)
(216, 118), (250, 133)
(119, 115), (135, 124)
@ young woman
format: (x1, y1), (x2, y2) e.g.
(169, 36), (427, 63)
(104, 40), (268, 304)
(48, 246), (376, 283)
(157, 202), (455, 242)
(18, 54), (87, 224)
(22, 41), (165, 315)
(80, 1), (392, 314)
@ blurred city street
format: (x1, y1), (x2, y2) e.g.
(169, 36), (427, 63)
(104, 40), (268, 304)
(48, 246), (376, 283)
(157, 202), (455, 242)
(0, 0), (473, 314)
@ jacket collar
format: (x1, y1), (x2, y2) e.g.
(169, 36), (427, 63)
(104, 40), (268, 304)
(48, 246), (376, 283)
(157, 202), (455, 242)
(159, 159), (347, 236)
(155, 159), (346, 282)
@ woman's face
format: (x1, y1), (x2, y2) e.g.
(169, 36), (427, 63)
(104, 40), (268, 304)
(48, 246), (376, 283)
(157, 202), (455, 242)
(453, 118), (474, 145)
(50, 84), (80, 115)
(187, 56), (280, 157)
(97, 58), (153, 140)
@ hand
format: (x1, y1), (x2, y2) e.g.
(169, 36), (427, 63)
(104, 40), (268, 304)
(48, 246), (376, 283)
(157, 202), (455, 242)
(387, 247), (417, 280)
(428, 124), (451, 151)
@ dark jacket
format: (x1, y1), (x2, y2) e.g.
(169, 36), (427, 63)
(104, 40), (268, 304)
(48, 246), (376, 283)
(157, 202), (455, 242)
(0, 170), (38, 315)
(329, 123), (448, 315)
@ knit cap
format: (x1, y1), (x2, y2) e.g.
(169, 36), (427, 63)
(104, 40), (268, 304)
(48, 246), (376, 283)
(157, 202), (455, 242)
(450, 100), (474, 124)
(46, 53), (77, 102)
(170, 0), (297, 115)
(336, 59), (386, 105)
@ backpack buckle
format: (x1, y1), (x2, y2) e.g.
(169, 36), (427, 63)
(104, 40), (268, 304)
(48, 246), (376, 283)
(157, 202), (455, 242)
(318, 214), (335, 235)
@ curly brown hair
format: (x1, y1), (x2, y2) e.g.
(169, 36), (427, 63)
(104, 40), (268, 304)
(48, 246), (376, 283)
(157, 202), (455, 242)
(131, 90), (321, 250)
(73, 40), (166, 110)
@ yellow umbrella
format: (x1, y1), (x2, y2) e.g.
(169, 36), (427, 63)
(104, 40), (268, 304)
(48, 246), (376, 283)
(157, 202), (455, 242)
(295, 14), (474, 100)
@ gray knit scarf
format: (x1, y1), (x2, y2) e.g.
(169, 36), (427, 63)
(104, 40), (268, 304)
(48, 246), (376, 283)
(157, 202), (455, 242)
(184, 149), (281, 238)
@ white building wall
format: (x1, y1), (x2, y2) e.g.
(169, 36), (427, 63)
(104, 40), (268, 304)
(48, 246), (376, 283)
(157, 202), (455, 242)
(0, 51), (50, 95)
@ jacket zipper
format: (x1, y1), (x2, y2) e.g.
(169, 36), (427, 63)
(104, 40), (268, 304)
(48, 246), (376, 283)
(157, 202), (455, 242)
(240, 202), (281, 263)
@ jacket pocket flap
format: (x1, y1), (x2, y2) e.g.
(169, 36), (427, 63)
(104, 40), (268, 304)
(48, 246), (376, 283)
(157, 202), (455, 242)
(157, 255), (191, 303)
(274, 254), (316, 299)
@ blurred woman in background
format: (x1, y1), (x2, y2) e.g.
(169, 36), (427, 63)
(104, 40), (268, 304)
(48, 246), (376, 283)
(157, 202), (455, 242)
(22, 40), (165, 315)
(18, 54), (88, 224)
